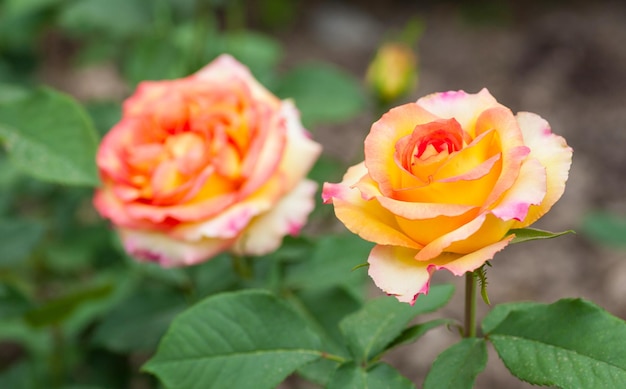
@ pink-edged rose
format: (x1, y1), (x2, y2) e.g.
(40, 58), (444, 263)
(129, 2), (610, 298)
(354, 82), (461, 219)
(323, 89), (572, 304)
(94, 55), (322, 267)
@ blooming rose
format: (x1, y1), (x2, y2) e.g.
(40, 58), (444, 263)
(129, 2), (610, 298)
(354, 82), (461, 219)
(322, 89), (572, 304)
(94, 55), (322, 267)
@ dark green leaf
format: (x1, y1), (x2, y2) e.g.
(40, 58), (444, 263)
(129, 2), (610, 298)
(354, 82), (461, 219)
(339, 284), (454, 363)
(143, 290), (323, 389)
(509, 227), (574, 244)
(0, 218), (44, 266)
(275, 63), (366, 126)
(582, 212), (626, 248)
(328, 362), (415, 389)
(0, 88), (99, 186)
(0, 283), (33, 320)
(423, 338), (487, 389)
(23, 283), (113, 327)
(487, 298), (626, 388)
(92, 287), (188, 353)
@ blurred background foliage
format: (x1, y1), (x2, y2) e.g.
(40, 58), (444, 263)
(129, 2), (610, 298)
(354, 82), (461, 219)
(0, 0), (623, 387)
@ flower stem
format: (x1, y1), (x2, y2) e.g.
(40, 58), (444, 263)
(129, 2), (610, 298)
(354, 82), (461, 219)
(231, 255), (253, 280)
(464, 271), (477, 338)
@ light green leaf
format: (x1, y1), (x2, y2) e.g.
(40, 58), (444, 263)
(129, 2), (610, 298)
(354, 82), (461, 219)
(275, 63), (366, 126)
(487, 298), (626, 388)
(339, 284), (454, 363)
(423, 338), (487, 389)
(327, 362), (415, 389)
(143, 290), (323, 389)
(0, 218), (44, 266)
(0, 88), (99, 186)
(509, 227), (574, 244)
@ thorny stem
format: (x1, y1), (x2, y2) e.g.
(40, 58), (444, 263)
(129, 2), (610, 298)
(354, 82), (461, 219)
(464, 271), (477, 338)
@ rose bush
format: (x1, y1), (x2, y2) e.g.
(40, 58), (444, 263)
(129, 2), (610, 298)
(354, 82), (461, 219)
(94, 55), (322, 267)
(323, 89), (572, 304)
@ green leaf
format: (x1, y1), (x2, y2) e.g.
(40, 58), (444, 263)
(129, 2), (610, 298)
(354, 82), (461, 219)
(143, 290), (323, 389)
(292, 286), (362, 386)
(509, 227), (574, 244)
(487, 298), (626, 388)
(0, 88), (99, 186)
(212, 32), (282, 84)
(339, 284), (454, 363)
(0, 218), (44, 266)
(275, 63), (366, 126)
(92, 287), (188, 353)
(423, 338), (487, 389)
(480, 301), (540, 334)
(285, 234), (373, 297)
(582, 211), (626, 248)
(23, 283), (113, 327)
(123, 36), (188, 85)
(387, 319), (458, 351)
(58, 0), (152, 39)
(327, 362), (415, 389)
(0, 283), (33, 320)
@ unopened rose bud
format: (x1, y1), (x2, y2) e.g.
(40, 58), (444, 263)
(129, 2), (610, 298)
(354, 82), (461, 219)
(366, 43), (418, 103)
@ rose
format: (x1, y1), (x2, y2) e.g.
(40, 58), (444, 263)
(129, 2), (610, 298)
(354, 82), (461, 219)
(94, 55), (322, 267)
(322, 89), (572, 304)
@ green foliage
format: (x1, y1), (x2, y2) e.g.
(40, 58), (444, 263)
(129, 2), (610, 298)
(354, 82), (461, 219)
(143, 290), (324, 389)
(582, 211), (626, 248)
(339, 284), (455, 363)
(0, 88), (99, 186)
(276, 63), (367, 126)
(485, 299), (626, 388)
(0, 218), (45, 266)
(423, 338), (487, 389)
(509, 227), (575, 244)
(328, 362), (416, 389)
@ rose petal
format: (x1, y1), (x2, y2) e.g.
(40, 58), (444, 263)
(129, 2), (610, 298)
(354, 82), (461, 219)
(193, 54), (280, 107)
(367, 245), (433, 304)
(368, 234), (514, 304)
(322, 163), (422, 249)
(365, 103), (439, 195)
(491, 157), (546, 221)
(416, 88), (502, 136)
(233, 179), (318, 256)
(277, 100), (323, 188)
(120, 228), (233, 267)
(513, 112), (573, 228)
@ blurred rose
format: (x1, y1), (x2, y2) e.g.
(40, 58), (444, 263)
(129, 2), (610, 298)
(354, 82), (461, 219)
(366, 42), (417, 103)
(94, 55), (322, 267)
(323, 89), (572, 304)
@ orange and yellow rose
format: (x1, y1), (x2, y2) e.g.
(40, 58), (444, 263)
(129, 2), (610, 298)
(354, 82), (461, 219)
(323, 89), (572, 304)
(94, 55), (322, 267)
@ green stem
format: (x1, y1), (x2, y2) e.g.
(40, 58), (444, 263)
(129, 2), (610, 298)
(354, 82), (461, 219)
(464, 271), (477, 338)
(231, 254), (253, 280)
